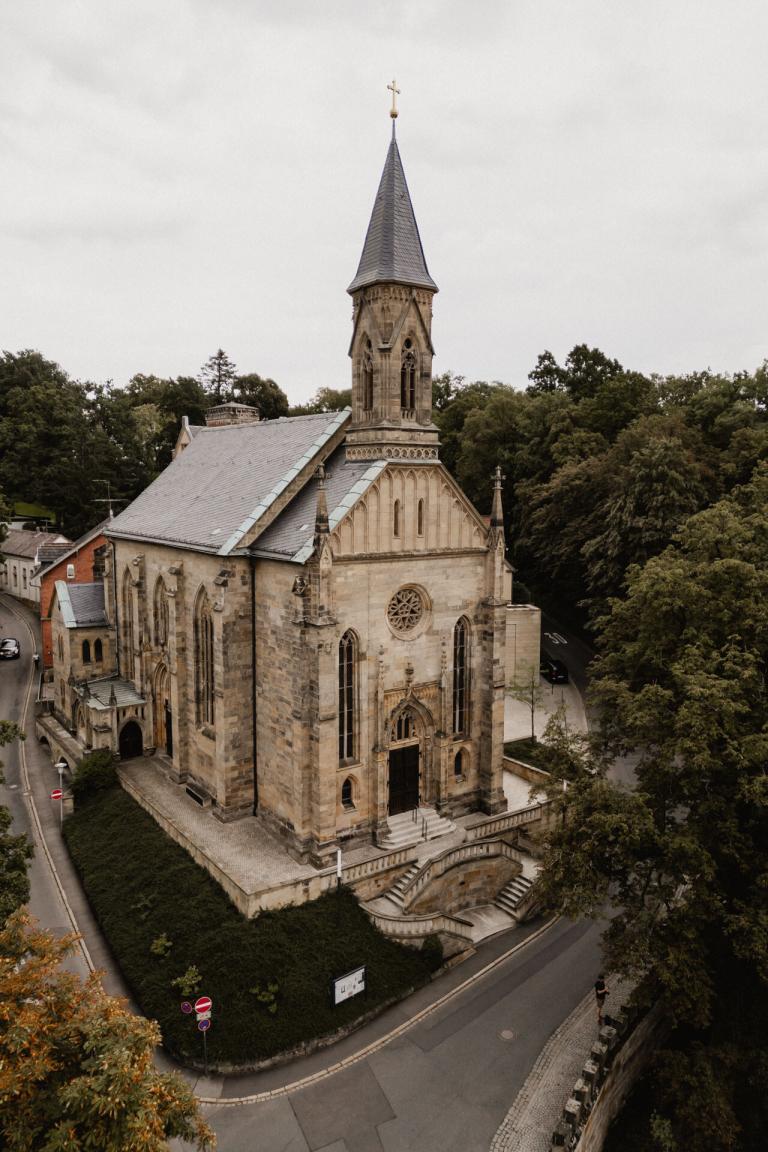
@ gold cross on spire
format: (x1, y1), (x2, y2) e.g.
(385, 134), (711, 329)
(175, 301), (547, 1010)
(387, 78), (401, 119)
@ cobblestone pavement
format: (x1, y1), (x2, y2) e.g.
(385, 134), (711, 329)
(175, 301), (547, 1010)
(490, 976), (634, 1152)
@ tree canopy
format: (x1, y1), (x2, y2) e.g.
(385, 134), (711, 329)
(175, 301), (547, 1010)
(0, 913), (214, 1151)
(534, 467), (768, 1150)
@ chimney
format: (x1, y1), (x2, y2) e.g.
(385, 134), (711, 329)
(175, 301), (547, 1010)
(205, 402), (261, 428)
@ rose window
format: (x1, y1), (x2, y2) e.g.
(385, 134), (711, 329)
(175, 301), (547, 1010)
(387, 587), (424, 634)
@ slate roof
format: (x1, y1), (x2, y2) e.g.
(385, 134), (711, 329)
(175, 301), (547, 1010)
(347, 128), (438, 294)
(55, 581), (108, 628)
(2, 528), (71, 560)
(35, 519), (110, 576)
(107, 410), (350, 555)
(84, 678), (145, 711)
(256, 446), (387, 562)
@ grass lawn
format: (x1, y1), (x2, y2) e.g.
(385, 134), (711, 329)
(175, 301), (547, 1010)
(11, 500), (56, 521)
(503, 737), (548, 770)
(64, 786), (441, 1068)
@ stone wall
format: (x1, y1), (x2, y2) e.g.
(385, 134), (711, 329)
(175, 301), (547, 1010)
(505, 603), (541, 686)
(550, 1001), (669, 1151)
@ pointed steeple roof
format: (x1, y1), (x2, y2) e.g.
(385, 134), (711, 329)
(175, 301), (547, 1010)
(348, 127), (437, 294)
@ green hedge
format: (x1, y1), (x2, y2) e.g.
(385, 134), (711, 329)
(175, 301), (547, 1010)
(504, 737), (548, 769)
(64, 787), (440, 1066)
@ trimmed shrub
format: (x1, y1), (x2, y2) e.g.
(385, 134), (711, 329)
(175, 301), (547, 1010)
(64, 786), (436, 1065)
(70, 748), (117, 800)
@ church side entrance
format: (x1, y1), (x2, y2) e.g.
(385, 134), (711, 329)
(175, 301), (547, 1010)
(388, 745), (420, 815)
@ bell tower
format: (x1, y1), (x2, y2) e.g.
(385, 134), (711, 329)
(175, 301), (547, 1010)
(346, 93), (440, 462)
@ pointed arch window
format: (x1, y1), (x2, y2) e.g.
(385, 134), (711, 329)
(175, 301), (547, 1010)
(194, 591), (215, 727)
(362, 338), (374, 412)
(393, 709), (417, 742)
(82, 639), (91, 664)
(453, 617), (470, 735)
(400, 339), (417, 411)
(417, 498), (424, 537)
(341, 776), (356, 809)
(154, 577), (169, 647)
(393, 499), (401, 539)
(121, 570), (134, 677)
(94, 638), (103, 663)
(338, 630), (358, 762)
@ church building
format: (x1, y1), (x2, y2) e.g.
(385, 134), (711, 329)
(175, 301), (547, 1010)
(49, 114), (538, 867)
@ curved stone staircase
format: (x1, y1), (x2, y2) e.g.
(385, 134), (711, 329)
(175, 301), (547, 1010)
(365, 838), (540, 944)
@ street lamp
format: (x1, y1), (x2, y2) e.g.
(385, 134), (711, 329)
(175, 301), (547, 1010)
(53, 760), (67, 828)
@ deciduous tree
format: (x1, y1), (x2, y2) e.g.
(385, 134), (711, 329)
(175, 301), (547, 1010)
(0, 913), (215, 1151)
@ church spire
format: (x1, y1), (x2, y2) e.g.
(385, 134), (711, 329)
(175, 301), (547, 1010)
(345, 107), (440, 462)
(347, 122), (437, 295)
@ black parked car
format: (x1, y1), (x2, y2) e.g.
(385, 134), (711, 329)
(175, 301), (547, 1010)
(540, 654), (568, 684)
(0, 638), (21, 660)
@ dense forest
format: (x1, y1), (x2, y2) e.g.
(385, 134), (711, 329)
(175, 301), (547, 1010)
(2, 343), (768, 1148)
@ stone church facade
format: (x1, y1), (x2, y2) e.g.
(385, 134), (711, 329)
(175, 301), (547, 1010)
(52, 125), (538, 866)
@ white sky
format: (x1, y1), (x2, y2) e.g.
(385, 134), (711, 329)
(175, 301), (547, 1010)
(2, 1), (767, 404)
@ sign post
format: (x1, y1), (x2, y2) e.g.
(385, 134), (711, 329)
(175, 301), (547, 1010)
(194, 996), (212, 1075)
(50, 788), (64, 827)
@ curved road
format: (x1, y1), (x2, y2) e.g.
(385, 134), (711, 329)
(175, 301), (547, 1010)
(1, 595), (606, 1152)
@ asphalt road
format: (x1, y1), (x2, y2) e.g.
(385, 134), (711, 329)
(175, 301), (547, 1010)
(179, 917), (602, 1152)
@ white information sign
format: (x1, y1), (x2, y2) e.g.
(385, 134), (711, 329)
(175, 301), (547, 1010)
(333, 965), (366, 1006)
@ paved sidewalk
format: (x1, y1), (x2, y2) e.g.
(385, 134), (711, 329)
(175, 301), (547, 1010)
(505, 680), (588, 744)
(490, 976), (634, 1151)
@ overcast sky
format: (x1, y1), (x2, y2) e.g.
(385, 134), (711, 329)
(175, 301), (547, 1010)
(2, 1), (767, 404)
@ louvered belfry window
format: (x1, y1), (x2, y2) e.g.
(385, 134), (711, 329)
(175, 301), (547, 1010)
(400, 339), (416, 410)
(362, 339), (374, 411)
(339, 630), (357, 761)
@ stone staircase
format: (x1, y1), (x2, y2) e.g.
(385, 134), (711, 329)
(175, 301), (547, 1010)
(374, 862), (422, 916)
(494, 873), (534, 918)
(377, 806), (456, 851)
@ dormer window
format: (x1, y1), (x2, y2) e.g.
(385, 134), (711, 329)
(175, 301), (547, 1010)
(400, 339), (416, 411)
(362, 339), (374, 411)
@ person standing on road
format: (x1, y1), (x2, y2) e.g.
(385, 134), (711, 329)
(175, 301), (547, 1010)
(594, 973), (609, 1024)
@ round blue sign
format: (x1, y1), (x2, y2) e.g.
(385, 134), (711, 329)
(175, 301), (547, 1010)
(198, 1018), (211, 1032)
(180, 1001), (193, 1014)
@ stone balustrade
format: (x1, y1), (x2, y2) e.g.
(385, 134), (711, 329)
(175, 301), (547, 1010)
(365, 907), (475, 942)
(465, 799), (551, 841)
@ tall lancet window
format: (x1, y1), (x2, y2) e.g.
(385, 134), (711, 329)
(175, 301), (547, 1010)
(400, 339), (416, 411)
(194, 590), (215, 726)
(453, 617), (470, 735)
(362, 339), (374, 411)
(121, 569), (134, 677)
(339, 630), (358, 761)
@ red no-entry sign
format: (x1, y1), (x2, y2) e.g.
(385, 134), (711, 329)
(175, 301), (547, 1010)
(194, 996), (212, 1014)
(50, 789), (63, 800)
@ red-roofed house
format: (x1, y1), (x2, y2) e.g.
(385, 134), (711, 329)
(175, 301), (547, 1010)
(35, 521), (110, 670)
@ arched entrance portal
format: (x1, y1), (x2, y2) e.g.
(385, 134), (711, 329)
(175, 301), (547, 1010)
(388, 707), (422, 815)
(119, 720), (143, 761)
(153, 664), (172, 757)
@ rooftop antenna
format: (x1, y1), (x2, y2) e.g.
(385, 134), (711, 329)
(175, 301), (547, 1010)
(94, 480), (125, 519)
